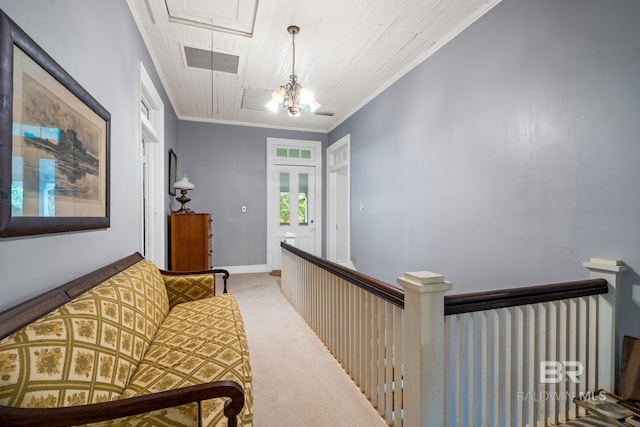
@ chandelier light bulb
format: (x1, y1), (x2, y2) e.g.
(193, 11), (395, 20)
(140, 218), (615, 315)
(274, 87), (286, 103)
(266, 98), (279, 112)
(299, 87), (313, 105)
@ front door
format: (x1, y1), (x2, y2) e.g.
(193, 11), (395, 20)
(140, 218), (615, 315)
(266, 138), (322, 272)
(270, 165), (316, 270)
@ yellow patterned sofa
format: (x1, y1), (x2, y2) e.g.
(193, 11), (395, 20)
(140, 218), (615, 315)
(0, 253), (252, 427)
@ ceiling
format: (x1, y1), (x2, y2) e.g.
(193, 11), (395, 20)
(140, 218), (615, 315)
(127, 0), (502, 132)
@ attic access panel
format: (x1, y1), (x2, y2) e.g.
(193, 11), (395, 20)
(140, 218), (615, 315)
(165, 0), (257, 37)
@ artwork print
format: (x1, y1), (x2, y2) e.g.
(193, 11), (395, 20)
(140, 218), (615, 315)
(15, 56), (104, 215)
(0, 10), (110, 237)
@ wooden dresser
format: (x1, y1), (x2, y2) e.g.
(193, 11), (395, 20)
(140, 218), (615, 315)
(169, 212), (212, 271)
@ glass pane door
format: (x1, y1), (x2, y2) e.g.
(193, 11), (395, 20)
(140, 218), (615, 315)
(273, 165), (315, 255)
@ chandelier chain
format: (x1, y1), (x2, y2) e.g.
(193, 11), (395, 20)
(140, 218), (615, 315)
(291, 30), (296, 77)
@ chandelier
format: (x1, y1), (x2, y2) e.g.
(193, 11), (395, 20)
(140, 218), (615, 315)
(266, 25), (320, 117)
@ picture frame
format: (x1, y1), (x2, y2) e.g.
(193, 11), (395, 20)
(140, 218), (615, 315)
(0, 10), (111, 237)
(168, 149), (177, 196)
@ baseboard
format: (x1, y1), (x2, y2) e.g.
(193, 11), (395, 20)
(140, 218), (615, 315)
(215, 264), (269, 274)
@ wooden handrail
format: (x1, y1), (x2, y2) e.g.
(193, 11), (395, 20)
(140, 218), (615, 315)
(281, 242), (405, 308)
(0, 381), (244, 427)
(281, 243), (609, 315)
(444, 279), (608, 315)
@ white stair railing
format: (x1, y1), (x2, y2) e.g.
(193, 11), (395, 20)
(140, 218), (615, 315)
(445, 294), (601, 426)
(442, 258), (624, 427)
(281, 244), (407, 425)
(281, 243), (623, 427)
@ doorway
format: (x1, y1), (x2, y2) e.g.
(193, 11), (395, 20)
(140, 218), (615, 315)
(327, 134), (352, 268)
(266, 138), (322, 272)
(138, 63), (165, 267)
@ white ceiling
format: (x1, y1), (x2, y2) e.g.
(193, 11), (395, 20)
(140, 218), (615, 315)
(127, 0), (502, 132)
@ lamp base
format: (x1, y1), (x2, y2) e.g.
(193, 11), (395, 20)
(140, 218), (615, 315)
(174, 190), (191, 214)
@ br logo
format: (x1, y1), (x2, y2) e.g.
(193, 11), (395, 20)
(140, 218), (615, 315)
(540, 361), (584, 384)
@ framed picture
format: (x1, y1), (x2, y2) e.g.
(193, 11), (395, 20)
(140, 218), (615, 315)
(0, 10), (110, 237)
(168, 149), (177, 196)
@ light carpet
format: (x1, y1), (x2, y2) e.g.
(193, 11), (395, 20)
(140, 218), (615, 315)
(221, 273), (387, 427)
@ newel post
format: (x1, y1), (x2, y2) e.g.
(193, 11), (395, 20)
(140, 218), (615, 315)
(583, 257), (627, 392)
(398, 271), (452, 427)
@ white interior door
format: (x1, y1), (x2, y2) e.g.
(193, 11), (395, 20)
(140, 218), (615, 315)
(138, 63), (165, 268)
(141, 139), (149, 257)
(333, 166), (349, 261)
(327, 134), (351, 267)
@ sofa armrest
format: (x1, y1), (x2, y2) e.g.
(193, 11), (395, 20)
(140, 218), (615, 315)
(0, 381), (244, 427)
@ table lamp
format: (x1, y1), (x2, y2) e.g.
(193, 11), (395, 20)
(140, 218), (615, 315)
(173, 175), (195, 213)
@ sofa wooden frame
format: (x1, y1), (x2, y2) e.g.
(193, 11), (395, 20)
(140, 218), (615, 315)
(0, 253), (243, 427)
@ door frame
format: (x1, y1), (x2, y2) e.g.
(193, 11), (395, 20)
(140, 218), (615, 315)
(326, 134), (351, 267)
(138, 62), (165, 268)
(266, 138), (322, 272)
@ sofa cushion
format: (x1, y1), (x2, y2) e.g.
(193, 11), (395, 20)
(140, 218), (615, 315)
(122, 293), (253, 427)
(164, 273), (215, 309)
(0, 259), (169, 407)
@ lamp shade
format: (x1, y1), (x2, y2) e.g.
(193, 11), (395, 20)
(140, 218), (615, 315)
(173, 175), (195, 191)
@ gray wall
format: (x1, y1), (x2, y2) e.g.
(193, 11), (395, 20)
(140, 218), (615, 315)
(0, 0), (178, 311)
(2, 0), (636, 341)
(178, 121), (327, 267)
(330, 0), (640, 337)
